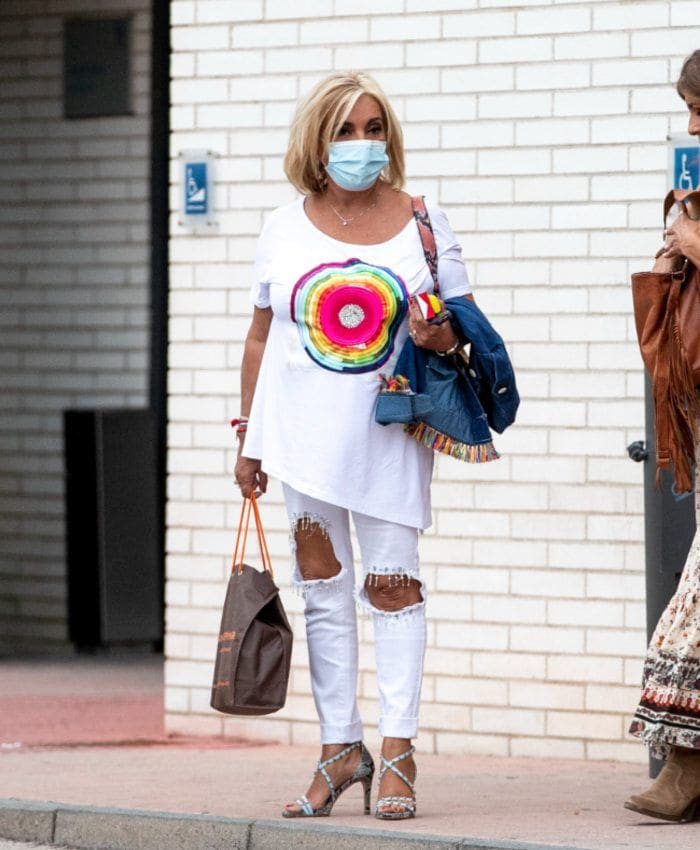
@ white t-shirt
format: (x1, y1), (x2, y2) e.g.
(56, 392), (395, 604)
(243, 196), (471, 530)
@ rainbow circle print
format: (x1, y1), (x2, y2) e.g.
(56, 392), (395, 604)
(290, 258), (408, 374)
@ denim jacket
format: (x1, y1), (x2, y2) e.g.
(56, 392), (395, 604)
(375, 296), (519, 460)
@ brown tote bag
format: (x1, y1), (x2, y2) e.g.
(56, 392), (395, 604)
(631, 189), (700, 493)
(210, 494), (293, 716)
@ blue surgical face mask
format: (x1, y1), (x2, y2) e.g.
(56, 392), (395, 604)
(325, 140), (389, 192)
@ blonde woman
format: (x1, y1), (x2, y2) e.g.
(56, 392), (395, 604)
(626, 50), (700, 823)
(234, 71), (473, 820)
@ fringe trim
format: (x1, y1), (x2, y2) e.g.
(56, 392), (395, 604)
(630, 714), (700, 760)
(405, 422), (500, 463)
(290, 511), (331, 536)
(378, 373), (412, 393)
(666, 310), (700, 492)
(365, 566), (420, 582)
(655, 277), (700, 492)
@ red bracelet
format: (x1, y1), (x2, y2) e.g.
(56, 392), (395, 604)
(231, 418), (248, 439)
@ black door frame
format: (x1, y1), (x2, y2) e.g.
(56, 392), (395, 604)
(149, 0), (170, 647)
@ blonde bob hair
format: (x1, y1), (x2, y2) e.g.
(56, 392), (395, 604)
(284, 71), (405, 195)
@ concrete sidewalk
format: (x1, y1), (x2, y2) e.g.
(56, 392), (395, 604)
(1, 656), (698, 850)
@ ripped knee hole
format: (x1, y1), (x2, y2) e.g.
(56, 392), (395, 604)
(293, 516), (341, 581)
(364, 574), (423, 611)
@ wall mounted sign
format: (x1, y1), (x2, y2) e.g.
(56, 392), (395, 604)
(63, 17), (132, 119)
(179, 150), (217, 230)
(668, 134), (700, 190)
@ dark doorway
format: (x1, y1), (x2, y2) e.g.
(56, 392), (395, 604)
(62, 0), (170, 652)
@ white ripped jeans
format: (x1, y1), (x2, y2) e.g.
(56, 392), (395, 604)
(283, 483), (426, 744)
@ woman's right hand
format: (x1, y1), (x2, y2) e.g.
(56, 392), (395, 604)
(653, 223), (687, 272)
(234, 454), (268, 499)
(661, 210), (700, 264)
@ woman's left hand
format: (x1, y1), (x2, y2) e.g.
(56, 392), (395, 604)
(408, 297), (460, 352)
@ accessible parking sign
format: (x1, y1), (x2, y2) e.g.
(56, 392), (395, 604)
(179, 150), (216, 229)
(669, 135), (700, 190)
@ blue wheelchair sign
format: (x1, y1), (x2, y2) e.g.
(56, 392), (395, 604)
(179, 149), (216, 229)
(673, 146), (700, 190)
(185, 162), (208, 215)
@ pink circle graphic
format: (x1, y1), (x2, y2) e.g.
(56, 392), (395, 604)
(319, 285), (384, 346)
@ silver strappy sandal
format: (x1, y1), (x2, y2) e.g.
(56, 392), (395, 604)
(375, 745), (417, 820)
(282, 741), (375, 818)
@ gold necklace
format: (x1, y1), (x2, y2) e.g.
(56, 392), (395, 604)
(327, 185), (381, 227)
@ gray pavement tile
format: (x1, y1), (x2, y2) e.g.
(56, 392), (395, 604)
(458, 842), (583, 850)
(54, 807), (251, 850)
(0, 801), (55, 844)
(250, 819), (462, 849)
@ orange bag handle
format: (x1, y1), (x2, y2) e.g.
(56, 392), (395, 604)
(231, 493), (273, 577)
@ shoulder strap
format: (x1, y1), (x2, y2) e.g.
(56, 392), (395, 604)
(411, 196), (439, 294)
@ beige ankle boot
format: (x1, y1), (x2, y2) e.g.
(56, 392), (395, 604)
(625, 747), (700, 822)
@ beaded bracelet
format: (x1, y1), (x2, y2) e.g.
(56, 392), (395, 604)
(230, 417), (248, 438)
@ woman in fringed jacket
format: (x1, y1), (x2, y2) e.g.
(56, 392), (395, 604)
(626, 49), (700, 824)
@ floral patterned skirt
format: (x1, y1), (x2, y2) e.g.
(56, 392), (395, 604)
(629, 446), (700, 759)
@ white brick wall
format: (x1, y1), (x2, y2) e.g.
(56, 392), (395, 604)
(0, 1), (151, 652)
(166, 1), (689, 762)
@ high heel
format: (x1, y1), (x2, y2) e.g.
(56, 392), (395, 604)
(361, 774), (372, 815)
(375, 745), (416, 820)
(624, 746), (700, 822)
(282, 741), (375, 818)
